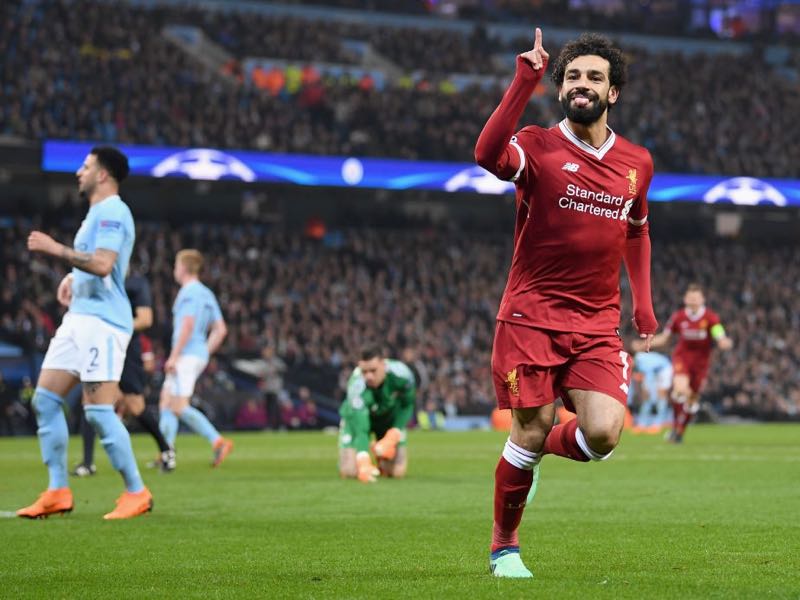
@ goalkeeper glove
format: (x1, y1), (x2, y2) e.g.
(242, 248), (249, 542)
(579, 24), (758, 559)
(373, 427), (403, 461)
(356, 451), (378, 484)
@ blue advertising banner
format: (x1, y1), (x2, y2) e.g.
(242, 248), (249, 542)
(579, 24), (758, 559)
(42, 140), (800, 207)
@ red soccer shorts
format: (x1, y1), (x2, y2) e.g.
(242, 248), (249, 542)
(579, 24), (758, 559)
(492, 320), (632, 411)
(672, 353), (710, 394)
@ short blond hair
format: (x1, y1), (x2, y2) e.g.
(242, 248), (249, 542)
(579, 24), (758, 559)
(176, 249), (204, 275)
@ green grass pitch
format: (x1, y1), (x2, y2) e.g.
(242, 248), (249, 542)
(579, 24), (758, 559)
(1, 425), (798, 599)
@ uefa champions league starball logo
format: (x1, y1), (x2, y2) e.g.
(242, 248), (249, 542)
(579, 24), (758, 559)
(444, 166), (515, 195)
(703, 177), (787, 207)
(151, 149), (257, 182)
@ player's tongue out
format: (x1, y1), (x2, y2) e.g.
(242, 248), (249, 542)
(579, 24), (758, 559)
(572, 94), (591, 107)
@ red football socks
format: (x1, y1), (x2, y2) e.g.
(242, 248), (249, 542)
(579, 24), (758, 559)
(676, 407), (693, 436)
(671, 401), (684, 433)
(541, 419), (590, 462)
(492, 456), (533, 552)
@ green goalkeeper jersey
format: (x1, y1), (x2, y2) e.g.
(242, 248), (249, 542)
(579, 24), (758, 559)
(338, 359), (416, 452)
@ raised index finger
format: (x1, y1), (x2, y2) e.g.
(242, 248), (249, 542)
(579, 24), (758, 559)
(534, 27), (543, 50)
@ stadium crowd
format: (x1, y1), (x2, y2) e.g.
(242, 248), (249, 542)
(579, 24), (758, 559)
(2, 0), (798, 176)
(2, 213), (798, 421)
(270, 0), (780, 40)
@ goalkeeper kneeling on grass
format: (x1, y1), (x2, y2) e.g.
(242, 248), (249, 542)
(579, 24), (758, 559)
(338, 346), (416, 483)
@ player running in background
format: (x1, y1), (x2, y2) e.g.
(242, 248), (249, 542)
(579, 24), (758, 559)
(18, 146), (152, 520)
(61, 270), (176, 476)
(645, 283), (733, 442)
(158, 250), (232, 467)
(630, 350), (672, 432)
(475, 30), (657, 577)
(338, 347), (416, 483)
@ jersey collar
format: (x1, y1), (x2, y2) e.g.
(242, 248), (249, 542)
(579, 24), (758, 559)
(558, 119), (616, 160)
(685, 306), (706, 322)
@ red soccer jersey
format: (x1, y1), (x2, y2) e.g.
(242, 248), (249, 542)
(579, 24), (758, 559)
(496, 120), (653, 335)
(666, 307), (721, 360)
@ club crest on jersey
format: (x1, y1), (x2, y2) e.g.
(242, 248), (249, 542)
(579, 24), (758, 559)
(505, 368), (520, 397)
(561, 162), (580, 172)
(627, 169), (638, 195)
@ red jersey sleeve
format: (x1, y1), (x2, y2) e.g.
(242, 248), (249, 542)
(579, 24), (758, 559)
(667, 311), (681, 334)
(474, 56), (546, 183)
(509, 126), (544, 186)
(622, 149), (657, 334)
(627, 151), (653, 229)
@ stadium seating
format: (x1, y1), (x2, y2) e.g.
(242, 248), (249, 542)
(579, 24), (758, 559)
(1, 0), (797, 176)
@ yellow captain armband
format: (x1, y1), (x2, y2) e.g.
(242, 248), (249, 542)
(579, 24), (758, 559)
(710, 323), (726, 340)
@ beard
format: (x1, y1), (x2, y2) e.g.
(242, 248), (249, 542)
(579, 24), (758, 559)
(78, 180), (94, 200)
(560, 89), (608, 125)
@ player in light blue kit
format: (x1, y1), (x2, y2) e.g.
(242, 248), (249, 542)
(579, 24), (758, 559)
(159, 249), (232, 468)
(18, 147), (152, 520)
(632, 351), (673, 431)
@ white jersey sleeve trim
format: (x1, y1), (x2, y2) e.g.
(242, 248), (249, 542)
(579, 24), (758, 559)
(509, 140), (526, 182)
(628, 215), (648, 226)
(386, 359), (415, 387)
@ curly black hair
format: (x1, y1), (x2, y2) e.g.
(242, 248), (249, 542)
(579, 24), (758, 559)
(550, 33), (628, 91)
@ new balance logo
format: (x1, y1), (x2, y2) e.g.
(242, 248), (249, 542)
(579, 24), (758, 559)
(562, 162), (580, 172)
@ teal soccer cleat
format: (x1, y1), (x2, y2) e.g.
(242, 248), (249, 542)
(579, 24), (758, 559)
(490, 547), (533, 578)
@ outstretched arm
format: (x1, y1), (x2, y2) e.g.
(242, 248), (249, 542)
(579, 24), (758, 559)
(29, 231), (117, 277)
(648, 330), (672, 349)
(345, 404), (378, 483)
(624, 223), (658, 350)
(711, 324), (733, 350)
(474, 28), (548, 182)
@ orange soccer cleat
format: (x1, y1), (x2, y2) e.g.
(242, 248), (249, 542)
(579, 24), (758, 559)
(212, 437), (234, 468)
(103, 487), (153, 520)
(17, 487), (74, 519)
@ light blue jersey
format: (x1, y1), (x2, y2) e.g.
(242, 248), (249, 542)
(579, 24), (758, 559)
(634, 352), (672, 384)
(69, 195), (135, 333)
(633, 352), (673, 427)
(171, 280), (223, 361)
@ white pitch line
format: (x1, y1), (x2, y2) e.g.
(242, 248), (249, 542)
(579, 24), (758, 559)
(0, 511), (19, 518)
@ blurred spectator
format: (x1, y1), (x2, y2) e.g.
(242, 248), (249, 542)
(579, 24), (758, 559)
(0, 372), (13, 435)
(257, 346), (287, 431)
(19, 376), (37, 433)
(295, 386), (319, 430)
(235, 397), (268, 430)
(1, 0), (797, 176)
(417, 398), (446, 431)
(278, 390), (301, 430)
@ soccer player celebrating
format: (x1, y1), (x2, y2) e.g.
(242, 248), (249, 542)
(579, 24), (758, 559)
(60, 270), (176, 475)
(158, 250), (233, 467)
(338, 347), (416, 483)
(645, 284), (733, 442)
(474, 30), (657, 577)
(18, 147), (152, 520)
